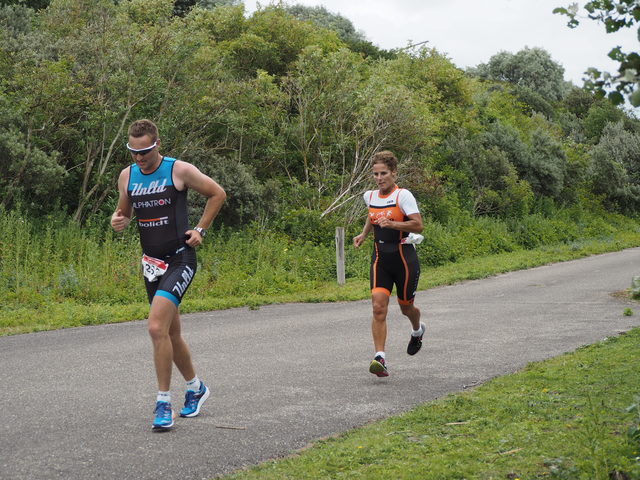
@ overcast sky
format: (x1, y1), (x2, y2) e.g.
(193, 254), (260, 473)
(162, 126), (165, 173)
(242, 0), (638, 87)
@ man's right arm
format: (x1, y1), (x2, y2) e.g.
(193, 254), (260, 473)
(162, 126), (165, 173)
(111, 169), (132, 232)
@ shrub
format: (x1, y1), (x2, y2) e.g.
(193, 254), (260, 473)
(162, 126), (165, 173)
(450, 216), (518, 259)
(273, 207), (337, 245)
(419, 221), (457, 267)
(508, 214), (564, 249)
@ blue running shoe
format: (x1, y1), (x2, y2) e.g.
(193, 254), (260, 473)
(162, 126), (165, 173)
(152, 401), (174, 430)
(180, 382), (210, 417)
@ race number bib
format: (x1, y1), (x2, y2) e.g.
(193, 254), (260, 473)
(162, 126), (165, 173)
(141, 254), (168, 282)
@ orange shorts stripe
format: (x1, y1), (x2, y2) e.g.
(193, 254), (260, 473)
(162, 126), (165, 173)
(372, 287), (391, 297)
(372, 243), (379, 288)
(398, 245), (410, 301)
(397, 297), (415, 306)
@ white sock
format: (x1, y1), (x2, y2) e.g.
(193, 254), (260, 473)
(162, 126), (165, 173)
(375, 351), (385, 359)
(186, 376), (201, 392)
(411, 324), (424, 337)
(157, 391), (171, 403)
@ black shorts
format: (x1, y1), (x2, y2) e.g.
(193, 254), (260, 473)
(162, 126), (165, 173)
(143, 247), (197, 306)
(370, 243), (420, 305)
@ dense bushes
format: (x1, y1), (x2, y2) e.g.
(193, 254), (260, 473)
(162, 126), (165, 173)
(416, 207), (631, 268)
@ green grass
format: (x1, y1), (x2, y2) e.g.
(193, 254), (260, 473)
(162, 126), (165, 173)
(223, 328), (640, 480)
(1, 229), (640, 336)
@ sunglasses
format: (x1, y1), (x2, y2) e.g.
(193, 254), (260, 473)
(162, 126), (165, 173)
(126, 141), (157, 156)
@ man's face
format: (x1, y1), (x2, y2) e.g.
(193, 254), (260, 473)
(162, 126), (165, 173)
(127, 134), (159, 172)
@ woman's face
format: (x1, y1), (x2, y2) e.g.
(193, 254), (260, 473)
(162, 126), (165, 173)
(372, 162), (396, 193)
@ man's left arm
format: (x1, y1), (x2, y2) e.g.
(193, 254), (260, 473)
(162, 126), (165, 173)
(176, 161), (227, 247)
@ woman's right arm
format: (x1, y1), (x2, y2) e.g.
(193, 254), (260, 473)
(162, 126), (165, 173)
(353, 219), (372, 248)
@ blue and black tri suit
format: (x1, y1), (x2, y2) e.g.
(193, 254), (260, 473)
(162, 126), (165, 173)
(127, 156), (196, 306)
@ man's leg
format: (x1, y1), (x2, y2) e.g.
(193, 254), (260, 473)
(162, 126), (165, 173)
(148, 296), (178, 392)
(147, 296), (179, 429)
(167, 304), (211, 418)
(168, 309), (196, 381)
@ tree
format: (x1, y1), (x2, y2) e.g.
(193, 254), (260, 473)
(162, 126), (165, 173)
(0, 91), (66, 210)
(472, 47), (569, 102)
(285, 4), (364, 44)
(220, 5), (342, 78)
(554, 1), (640, 106)
(284, 4), (394, 59)
(582, 98), (624, 141)
(196, 0), (238, 8)
(563, 86), (597, 118)
(173, 0), (238, 16)
(589, 121), (640, 212)
(512, 85), (555, 118)
(172, 0), (195, 16)
(440, 125), (533, 218)
(280, 47), (443, 218)
(525, 129), (568, 200)
(0, 3), (74, 211)
(0, 0), (50, 9)
(0, 0), (239, 220)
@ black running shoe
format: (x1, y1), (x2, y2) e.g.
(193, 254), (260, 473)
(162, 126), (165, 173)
(369, 355), (389, 377)
(407, 322), (426, 355)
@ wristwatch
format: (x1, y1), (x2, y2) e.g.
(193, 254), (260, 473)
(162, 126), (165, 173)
(194, 227), (206, 238)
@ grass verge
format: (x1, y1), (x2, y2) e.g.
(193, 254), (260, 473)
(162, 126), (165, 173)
(1, 231), (639, 336)
(223, 327), (640, 480)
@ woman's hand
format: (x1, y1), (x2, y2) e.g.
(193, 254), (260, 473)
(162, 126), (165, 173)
(353, 233), (366, 248)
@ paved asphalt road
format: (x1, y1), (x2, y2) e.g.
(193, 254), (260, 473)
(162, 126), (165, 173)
(1, 248), (639, 479)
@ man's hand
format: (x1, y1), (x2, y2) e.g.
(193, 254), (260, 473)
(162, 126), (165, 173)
(111, 209), (130, 232)
(185, 229), (203, 248)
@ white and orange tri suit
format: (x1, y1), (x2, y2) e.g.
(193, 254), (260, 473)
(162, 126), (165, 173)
(364, 185), (421, 305)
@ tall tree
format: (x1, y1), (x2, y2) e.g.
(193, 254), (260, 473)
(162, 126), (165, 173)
(472, 47), (569, 101)
(285, 4), (364, 44)
(284, 3), (394, 59)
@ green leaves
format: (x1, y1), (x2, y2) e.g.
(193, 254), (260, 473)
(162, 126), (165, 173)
(556, 1), (640, 105)
(553, 3), (580, 27)
(608, 46), (625, 61)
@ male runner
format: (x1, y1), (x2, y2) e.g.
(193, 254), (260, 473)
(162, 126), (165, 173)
(111, 119), (226, 430)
